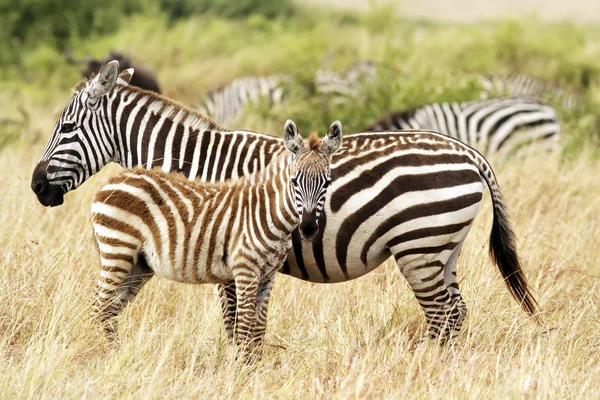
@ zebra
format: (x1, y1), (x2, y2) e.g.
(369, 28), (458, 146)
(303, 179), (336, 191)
(91, 119), (342, 358)
(195, 74), (291, 126)
(32, 60), (538, 342)
(314, 60), (378, 101)
(364, 97), (561, 161)
(477, 73), (583, 111)
(194, 61), (378, 126)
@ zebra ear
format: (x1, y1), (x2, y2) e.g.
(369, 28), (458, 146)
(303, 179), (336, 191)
(283, 119), (303, 156)
(117, 68), (134, 86)
(321, 121), (343, 156)
(88, 60), (119, 99)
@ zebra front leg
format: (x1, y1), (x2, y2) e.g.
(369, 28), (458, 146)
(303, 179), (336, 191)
(252, 273), (277, 349)
(232, 265), (261, 362)
(218, 281), (238, 341)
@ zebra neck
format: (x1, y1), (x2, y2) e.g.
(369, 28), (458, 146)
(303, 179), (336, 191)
(109, 85), (284, 182)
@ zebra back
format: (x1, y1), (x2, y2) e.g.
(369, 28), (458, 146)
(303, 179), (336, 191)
(364, 97), (561, 160)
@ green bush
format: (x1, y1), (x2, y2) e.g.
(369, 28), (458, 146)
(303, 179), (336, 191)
(158, 0), (295, 20)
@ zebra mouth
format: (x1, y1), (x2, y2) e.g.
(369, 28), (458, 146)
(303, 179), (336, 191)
(35, 187), (65, 207)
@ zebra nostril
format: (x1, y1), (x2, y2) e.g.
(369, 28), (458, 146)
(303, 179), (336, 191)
(33, 180), (48, 195)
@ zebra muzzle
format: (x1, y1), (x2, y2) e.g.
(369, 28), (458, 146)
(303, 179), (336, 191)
(31, 161), (65, 207)
(299, 209), (320, 242)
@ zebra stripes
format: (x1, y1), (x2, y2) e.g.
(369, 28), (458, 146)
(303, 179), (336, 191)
(195, 75), (291, 126)
(478, 73), (583, 110)
(91, 119), (341, 357)
(314, 60), (378, 102)
(33, 61), (538, 342)
(365, 97), (561, 161)
(194, 61), (378, 126)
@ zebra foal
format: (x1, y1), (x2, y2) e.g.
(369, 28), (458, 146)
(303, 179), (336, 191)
(91, 119), (342, 357)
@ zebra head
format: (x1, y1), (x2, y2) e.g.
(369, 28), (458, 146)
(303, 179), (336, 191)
(283, 119), (342, 241)
(31, 61), (134, 207)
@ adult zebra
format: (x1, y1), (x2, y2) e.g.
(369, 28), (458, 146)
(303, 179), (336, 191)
(194, 61), (378, 126)
(365, 97), (561, 161)
(477, 73), (583, 111)
(195, 74), (291, 126)
(32, 61), (538, 341)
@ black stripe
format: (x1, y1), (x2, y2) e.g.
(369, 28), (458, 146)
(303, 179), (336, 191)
(336, 186), (482, 278)
(310, 211), (329, 282)
(205, 133), (221, 181)
(197, 131), (212, 178)
(291, 229), (308, 280)
(361, 218), (474, 265)
(394, 241), (461, 261)
(170, 124), (185, 172)
(129, 104), (146, 166)
(330, 153), (474, 213)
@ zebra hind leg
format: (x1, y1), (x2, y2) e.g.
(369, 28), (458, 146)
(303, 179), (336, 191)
(394, 242), (467, 343)
(116, 254), (154, 307)
(92, 246), (141, 339)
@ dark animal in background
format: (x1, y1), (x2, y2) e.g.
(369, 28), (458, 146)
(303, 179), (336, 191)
(65, 49), (161, 93)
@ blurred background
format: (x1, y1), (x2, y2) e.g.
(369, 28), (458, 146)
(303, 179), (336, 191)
(0, 0), (599, 155)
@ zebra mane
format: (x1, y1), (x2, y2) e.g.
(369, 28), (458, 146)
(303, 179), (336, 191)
(119, 83), (223, 131)
(72, 77), (224, 132)
(307, 132), (321, 150)
(72, 78), (90, 93)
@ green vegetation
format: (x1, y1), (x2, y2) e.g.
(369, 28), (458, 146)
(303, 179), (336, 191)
(0, 2), (599, 156)
(1, 4), (600, 398)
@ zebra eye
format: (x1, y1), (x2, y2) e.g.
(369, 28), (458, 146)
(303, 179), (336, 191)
(61, 122), (77, 133)
(323, 179), (331, 188)
(291, 176), (298, 186)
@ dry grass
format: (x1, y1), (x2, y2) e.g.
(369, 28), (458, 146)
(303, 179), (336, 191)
(1, 138), (599, 399)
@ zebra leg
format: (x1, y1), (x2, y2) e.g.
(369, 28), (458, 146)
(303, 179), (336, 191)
(232, 265), (261, 361)
(393, 241), (467, 342)
(217, 282), (238, 341)
(116, 255), (154, 307)
(92, 249), (139, 339)
(253, 272), (277, 348)
(443, 243), (467, 339)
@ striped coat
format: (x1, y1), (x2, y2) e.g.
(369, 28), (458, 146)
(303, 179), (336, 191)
(365, 97), (561, 161)
(33, 61), (538, 342)
(91, 121), (342, 357)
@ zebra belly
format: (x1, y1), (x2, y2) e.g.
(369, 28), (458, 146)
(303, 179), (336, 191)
(283, 180), (485, 283)
(141, 242), (232, 284)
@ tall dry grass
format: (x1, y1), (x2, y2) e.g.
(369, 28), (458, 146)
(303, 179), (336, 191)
(0, 138), (599, 399)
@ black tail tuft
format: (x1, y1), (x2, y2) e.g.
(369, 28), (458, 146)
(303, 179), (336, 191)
(489, 199), (538, 317)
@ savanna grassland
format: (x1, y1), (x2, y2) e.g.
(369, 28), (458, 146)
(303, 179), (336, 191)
(1, 2), (600, 398)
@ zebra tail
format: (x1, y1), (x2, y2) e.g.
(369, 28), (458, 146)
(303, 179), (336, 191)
(482, 163), (539, 318)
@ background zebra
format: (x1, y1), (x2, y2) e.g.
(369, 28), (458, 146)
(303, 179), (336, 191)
(364, 97), (561, 161)
(313, 60), (378, 102)
(194, 61), (379, 126)
(32, 61), (538, 342)
(92, 119), (342, 359)
(195, 74), (291, 126)
(65, 49), (162, 93)
(477, 73), (583, 110)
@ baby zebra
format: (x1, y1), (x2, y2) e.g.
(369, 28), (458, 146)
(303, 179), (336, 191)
(91, 120), (342, 357)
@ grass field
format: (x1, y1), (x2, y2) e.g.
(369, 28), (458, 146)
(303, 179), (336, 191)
(1, 5), (600, 399)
